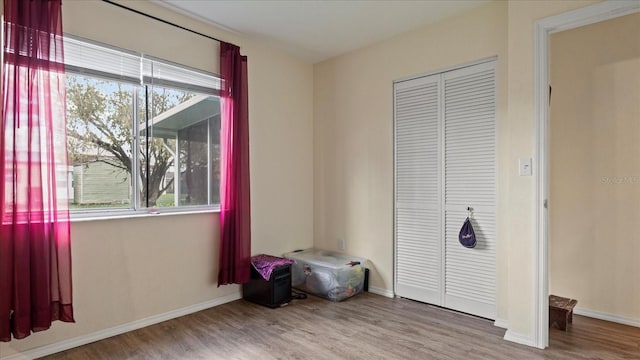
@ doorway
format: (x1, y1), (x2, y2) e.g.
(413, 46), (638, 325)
(534, 1), (640, 349)
(548, 9), (640, 332)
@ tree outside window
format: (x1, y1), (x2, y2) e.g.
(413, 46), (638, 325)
(66, 74), (220, 210)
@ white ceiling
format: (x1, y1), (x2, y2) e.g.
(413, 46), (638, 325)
(156, 0), (491, 63)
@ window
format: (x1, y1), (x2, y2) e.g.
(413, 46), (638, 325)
(64, 36), (221, 214)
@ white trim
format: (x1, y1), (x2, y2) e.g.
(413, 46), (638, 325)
(368, 286), (395, 298)
(151, 0), (242, 36)
(533, 13), (550, 349)
(574, 307), (640, 329)
(494, 318), (509, 329)
(533, 0), (640, 351)
(392, 68), (398, 299)
(503, 330), (536, 348)
(538, 0), (640, 35)
(393, 56), (496, 84)
(70, 207), (219, 222)
(438, 69), (445, 308)
(0, 292), (242, 360)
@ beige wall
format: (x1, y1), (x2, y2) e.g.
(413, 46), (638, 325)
(313, 1), (509, 319)
(549, 13), (640, 321)
(1, 0), (313, 357)
(2, 214), (236, 358)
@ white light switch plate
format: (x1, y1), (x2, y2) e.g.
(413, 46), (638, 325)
(519, 158), (532, 176)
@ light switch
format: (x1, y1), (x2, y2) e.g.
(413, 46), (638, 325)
(519, 158), (532, 176)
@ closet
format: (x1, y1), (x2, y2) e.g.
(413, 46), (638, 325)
(394, 60), (496, 319)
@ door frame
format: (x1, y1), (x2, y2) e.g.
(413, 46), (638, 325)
(533, 0), (640, 349)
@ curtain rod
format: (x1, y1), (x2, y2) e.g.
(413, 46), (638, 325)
(101, 0), (223, 44)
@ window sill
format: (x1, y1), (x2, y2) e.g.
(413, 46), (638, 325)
(70, 206), (220, 222)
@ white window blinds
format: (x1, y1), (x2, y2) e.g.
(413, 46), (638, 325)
(64, 36), (141, 83)
(63, 35), (221, 92)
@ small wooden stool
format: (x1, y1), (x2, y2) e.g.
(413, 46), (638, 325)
(549, 295), (577, 331)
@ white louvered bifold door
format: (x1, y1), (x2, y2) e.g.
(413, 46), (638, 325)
(394, 74), (442, 305)
(443, 62), (496, 319)
(394, 60), (496, 320)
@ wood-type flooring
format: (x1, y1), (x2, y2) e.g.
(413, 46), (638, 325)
(41, 292), (640, 359)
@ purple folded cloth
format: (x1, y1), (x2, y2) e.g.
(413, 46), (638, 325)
(251, 254), (294, 281)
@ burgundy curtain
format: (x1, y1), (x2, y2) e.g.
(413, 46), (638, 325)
(218, 42), (251, 285)
(1, 0), (74, 341)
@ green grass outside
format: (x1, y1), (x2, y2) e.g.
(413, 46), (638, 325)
(155, 193), (175, 207)
(69, 193), (178, 210)
(69, 202), (128, 210)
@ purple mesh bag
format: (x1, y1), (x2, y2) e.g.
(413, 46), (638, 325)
(458, 217), (477, 248)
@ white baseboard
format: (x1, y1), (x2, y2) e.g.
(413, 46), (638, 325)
(1, 291), (242, 360)
(493, 318), (508, 329)
(574, 307), (640, 328)
(503, 330), (536, 348)
(368, 286), (394, 298)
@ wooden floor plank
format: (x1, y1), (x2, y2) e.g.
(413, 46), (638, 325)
(40, 293), (640, 359)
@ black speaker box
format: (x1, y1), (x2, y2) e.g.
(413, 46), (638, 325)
(243, 264), (292, 308)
